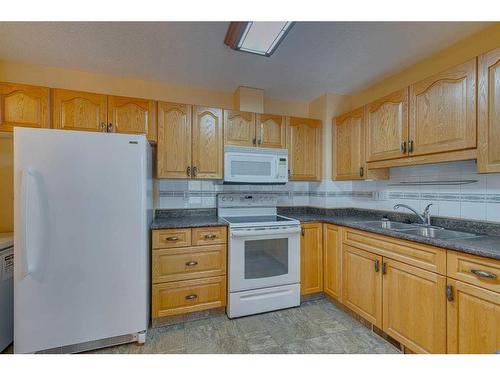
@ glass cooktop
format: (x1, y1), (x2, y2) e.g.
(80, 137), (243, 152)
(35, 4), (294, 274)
(221, 215), (296, 224)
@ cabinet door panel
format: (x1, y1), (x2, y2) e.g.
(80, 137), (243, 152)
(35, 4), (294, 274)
(323, 224), (342, 301)
(224, 110), (255, 147)
(334, 108), (365, 180)
(342, 244), (382, 327)
(447, 279), (500, 354)
(478, 47), (500, 172)
(52, 89), (107, 132)
(108, 96), (156, 141)
(383, 259), (446, 353)
(192, 106), (223, 179)
(287, 117), (322, 181)
(366, 88), (408, 162)
(0, 82), (50, 131)
(157, 102), (192, 178)
(300, 223), (323, 295)
(257, 114), (286, 148)
(409, 59), (476, 156)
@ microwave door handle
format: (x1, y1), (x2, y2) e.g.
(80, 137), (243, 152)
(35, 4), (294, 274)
(231, 227), (301, 238)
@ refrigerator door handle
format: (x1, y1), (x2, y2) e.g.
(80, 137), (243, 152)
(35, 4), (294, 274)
(20, 167), (35, 278)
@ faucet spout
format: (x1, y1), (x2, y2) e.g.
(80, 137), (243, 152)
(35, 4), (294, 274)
(393, 203), (428, 225)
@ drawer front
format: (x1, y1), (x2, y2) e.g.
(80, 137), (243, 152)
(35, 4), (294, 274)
(152, 228), (191, 249)
(152, 276), (227, 318)
(343, 228), (446, 274)
(192, 226), (227, 246)
(152, 245), (227, 283)
(447, 251), (500, 293)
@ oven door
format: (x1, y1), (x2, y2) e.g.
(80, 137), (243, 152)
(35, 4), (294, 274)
(224, 152), (279, 184)
(229, 226), (300, 292)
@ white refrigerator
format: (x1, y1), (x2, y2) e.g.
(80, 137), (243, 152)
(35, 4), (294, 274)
(13, 128), (152, 354)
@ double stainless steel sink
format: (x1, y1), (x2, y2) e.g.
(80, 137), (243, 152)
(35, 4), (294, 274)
(359, 220), (479, 240)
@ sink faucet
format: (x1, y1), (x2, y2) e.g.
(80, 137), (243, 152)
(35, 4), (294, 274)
(393, 203), (433, 226)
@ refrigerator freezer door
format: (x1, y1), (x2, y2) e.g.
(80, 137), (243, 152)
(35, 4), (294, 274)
(13, 128), (150, 353)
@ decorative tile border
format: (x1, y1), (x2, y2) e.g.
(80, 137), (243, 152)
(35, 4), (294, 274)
(388, 192), (500, 203)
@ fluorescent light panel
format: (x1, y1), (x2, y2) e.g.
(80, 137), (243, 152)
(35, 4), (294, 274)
(236, 22), (294, 56)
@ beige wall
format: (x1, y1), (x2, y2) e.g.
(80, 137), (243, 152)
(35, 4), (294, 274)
(0, 134), (13, 232)
(350, 22), (500, 108)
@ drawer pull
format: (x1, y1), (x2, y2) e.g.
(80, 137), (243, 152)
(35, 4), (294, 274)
(185, 294), (198, 300)
(166, 236), (179, 241)
(470, 269), (497, 279)
(185, 261), (198, 267)
(204, 234), (217, 239)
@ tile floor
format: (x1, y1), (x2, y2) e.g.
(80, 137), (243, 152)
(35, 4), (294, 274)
(90, 299), (400, 354)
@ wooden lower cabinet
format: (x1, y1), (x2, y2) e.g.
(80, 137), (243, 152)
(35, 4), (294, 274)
(300, 223), (323, 295)
(342, 244), (382, 328)
(152, 276), (226, 318)
(323, 224), (342, 301)
(447, 279), (500, 354)
(382, 258), (447, 353)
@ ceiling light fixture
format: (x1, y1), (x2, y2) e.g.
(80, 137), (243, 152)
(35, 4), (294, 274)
(224, 21), (295, 57)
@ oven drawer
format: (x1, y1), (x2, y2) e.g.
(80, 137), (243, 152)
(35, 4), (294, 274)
(152, 245), (227, 283)
(152, 276), (227, 318)
(192, 226), (227, 246)
(153, 228), (191, 249)
(447, 251), (500, 293)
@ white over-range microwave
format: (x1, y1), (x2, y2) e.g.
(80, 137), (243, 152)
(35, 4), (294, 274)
(223, 146), (289, 184)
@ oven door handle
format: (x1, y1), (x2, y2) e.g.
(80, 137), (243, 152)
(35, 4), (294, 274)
(231, 227), (301, 238)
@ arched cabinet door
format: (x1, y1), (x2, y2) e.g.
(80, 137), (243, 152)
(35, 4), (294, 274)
(52, 89), (107, 132)
(0, 82), (50, 132)
(257, 114), (286, 149)
(192, 106), (223, 179)
(287, 117), (322, 181)
(224, 110), (255, 147)
(108, 95), (156, 142)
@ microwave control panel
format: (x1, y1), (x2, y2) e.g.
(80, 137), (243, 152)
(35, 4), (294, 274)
(277, 157), (288, 179)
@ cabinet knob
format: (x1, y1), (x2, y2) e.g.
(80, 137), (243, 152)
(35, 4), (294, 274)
(107, 123), (114, 132)
(100, 122), (107, 132)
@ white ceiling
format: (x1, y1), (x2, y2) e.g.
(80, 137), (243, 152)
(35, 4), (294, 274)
(0, 22), (490, 101)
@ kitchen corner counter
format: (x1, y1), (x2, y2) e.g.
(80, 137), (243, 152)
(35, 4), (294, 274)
(279, 207), (500, 261)
(151, 208), (228, 230)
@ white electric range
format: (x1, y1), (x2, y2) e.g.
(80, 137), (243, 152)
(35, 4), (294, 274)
(218, 193), (301, 318)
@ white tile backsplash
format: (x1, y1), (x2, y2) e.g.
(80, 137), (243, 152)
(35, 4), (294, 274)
(155, 161), (500, 223)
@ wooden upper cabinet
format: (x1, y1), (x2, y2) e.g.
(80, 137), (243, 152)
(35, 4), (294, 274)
(478, 47), (500, 173)
(107, 95), (156, 141)
(382, 258), (447, 354)
(366, 88), (409, 162)
(157, 102), (192, 179)
(342, 244), (382, 328)
(323, 224), (342, 302)
(287, 117), (322, 181)
(447, 279), (500, 354)
(334, 107), (365, 180)
(409, 58), (477, 156)
(52, 89), (107, 132)
(0, 82), (50, 132)
(256, 114), (286, 148)
(192, 106), (223, 179)
(300, 223), (323, 295)
(224, 110), (255, 147)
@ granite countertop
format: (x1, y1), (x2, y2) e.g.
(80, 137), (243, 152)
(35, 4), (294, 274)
(279, 208), (500, 261)
(151, 207), (500, 260)
(151, 208), (228, 230)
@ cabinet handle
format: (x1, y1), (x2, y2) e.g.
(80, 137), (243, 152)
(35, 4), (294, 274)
(401, 141), (407, 154)
(374, 259), (380, 272)
(288, 169), (291, 177)
(381, 262), (387, 275)
(359, 167), (364, 177)
(301, 228), (305, 236)
(185, 261), (198, 267)
(470, 269), (497, 279)
(257, 138), (262, 145)
(166, 236), (178, 241)
(408, 140), (414, 153)
(185, 294), (198, 300)
(186, 166), (191, 177)
(100, 122), (107, 132)
(446, 285), (454, 302)
(204, 234), (217, 239)
(193, 166), (198, 177)
(252, 138), (257, 145)
(107, 123), (114, 132)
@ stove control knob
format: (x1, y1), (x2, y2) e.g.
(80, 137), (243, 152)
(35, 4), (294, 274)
(221, 197), (226, 201)
(229, 197), (233, 201)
